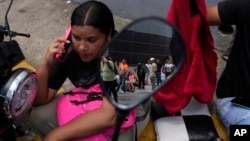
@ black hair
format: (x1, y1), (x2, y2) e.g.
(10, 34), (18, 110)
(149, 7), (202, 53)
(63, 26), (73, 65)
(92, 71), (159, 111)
(71, 1), (115, 36)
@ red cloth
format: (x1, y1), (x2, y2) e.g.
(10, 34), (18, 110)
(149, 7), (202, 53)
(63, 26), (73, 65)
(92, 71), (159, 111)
(153, 0), (217, 115)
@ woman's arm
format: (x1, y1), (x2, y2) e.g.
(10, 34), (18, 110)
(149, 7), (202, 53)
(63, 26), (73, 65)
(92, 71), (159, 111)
(33, 37), (69, 106)
(44, 97), (117, 141)
(207, 5), (222, 25)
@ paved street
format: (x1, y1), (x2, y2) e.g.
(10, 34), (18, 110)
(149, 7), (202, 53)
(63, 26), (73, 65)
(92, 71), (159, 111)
(117, 85), (152, 106)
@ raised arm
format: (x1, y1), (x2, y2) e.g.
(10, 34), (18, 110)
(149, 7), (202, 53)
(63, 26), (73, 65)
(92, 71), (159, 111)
(207, 5), (222, 25)
(33, 36), (69, 106)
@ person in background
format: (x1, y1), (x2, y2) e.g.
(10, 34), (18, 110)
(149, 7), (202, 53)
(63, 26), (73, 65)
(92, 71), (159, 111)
(207, 0), (250, 132)
(125, 71), (137, 92)
(149, 57), (157, 90)
(117, 58), (129, 93)
(156, 58), (163, 86)
(145, 60), (151, 85)
(163, 57), (175, 79)
(101, 56), (118, 101)
(30, 1), (117, 140)
(135, 62), (146, 89)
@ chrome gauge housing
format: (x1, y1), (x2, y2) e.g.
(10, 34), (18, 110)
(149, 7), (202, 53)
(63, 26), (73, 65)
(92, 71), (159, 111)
(0, 68), (37, 120)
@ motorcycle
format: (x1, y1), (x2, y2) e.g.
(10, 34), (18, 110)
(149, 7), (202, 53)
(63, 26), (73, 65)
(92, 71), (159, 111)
(0, 0), (38, 141)
(100, 16), (185, 141)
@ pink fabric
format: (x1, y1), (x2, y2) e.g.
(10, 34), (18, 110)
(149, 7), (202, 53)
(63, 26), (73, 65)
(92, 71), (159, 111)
(57, 84), (136, 141)
(129, 74), (135, 81)
(153, 0), (217, 115)
(128, 74), (136, 83)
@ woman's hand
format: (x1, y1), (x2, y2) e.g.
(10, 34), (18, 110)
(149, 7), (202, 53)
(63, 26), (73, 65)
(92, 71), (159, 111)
(43, 36), (70, 67)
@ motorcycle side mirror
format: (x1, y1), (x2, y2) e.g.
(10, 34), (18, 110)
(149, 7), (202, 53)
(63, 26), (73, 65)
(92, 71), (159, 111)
(101, 17), (185, 141)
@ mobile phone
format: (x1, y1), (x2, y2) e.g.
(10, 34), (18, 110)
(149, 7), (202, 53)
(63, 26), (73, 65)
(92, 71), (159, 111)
(55, 26), (72, 62)
(231, 97), (250, 110)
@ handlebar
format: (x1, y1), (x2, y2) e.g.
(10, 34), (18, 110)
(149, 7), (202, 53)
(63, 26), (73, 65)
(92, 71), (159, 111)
(8, 31), (30, 38)
(0, 25), (30, 39)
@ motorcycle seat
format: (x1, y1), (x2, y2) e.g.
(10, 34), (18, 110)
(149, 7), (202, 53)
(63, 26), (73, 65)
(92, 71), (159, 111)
(153, 98), (221, 141)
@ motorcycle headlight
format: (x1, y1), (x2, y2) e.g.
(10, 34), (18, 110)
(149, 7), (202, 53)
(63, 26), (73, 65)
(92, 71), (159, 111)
(1, 68), (37, 120)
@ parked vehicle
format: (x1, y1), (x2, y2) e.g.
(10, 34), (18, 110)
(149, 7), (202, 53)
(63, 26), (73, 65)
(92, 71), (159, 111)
(0, 0), (37, 140)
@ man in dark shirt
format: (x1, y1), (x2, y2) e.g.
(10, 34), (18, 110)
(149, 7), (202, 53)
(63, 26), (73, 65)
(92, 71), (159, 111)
(207, 0), (250, 132)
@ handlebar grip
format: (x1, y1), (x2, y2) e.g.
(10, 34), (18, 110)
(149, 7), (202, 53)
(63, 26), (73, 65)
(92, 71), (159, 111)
(16, 32), (30, 38)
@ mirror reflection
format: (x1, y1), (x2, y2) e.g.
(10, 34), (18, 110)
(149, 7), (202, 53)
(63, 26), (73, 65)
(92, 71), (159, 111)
(100, 17), (185, 109)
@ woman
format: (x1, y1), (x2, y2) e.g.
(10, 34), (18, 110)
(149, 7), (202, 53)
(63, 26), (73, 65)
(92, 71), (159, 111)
(125, 71), (137, 92)
(30, 1), (117, 140)
(163, 58), (175, 79)
(101, 56), (118, 101)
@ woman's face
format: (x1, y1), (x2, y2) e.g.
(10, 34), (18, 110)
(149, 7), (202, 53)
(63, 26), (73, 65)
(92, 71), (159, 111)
(71, 25), (110, 62)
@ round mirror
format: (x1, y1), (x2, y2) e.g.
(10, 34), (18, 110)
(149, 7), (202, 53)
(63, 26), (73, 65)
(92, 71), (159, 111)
(101, 17), (185, 110)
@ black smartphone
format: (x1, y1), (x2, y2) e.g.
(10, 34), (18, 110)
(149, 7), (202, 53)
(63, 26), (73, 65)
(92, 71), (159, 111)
(55, 26), (72, 62)
(231, 97), (250, 110)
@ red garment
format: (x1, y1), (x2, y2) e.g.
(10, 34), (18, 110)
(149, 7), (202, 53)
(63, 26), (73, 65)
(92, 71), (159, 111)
(153, 0), (217, 115)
